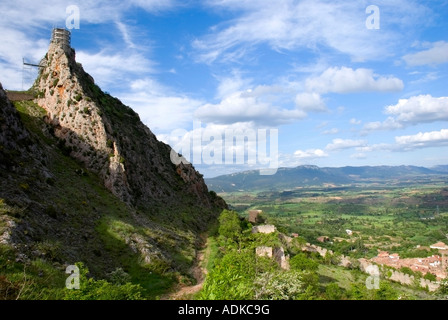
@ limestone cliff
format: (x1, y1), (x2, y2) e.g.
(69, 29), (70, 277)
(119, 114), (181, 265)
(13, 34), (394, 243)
(0, 30), (226, 296)
(33, 35), (226, 224)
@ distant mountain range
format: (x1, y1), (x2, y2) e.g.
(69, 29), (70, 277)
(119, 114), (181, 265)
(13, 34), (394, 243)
(205, 165), (448, 192)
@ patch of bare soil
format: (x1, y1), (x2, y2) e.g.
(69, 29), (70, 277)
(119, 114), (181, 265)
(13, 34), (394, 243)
(163, 235), (209, 300)
(5, 91), (34, 101)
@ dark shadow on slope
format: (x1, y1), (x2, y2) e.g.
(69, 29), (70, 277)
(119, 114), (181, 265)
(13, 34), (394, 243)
(1, 99), (218, 298)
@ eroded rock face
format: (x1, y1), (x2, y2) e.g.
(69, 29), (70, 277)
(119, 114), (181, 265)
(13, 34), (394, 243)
(34, 40), (226, 218)
(0, 83), (44, 174)
(34, 44), (131, 203)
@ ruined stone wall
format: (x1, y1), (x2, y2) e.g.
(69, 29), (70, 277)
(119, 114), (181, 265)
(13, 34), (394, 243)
(252, 225), (276, 234)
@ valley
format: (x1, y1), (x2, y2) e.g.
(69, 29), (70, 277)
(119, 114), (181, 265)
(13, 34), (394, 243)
(206, 177), (448, 299)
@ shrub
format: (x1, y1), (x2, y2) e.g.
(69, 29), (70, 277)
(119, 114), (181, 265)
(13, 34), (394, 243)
(325, 282), (343, 300)
(290, 253), (319, 272)
(44, 205), (58, 219)
(423, 272), (437, 282)
(64, 263), (143, 300)
(254, 271), (304, 300)
(19, 183), (30, 191)
(218, 210), (241, 239)
(106, 139), (113, 148)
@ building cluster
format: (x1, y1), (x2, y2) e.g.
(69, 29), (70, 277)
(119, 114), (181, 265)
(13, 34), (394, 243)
(371, 242), (448, 280)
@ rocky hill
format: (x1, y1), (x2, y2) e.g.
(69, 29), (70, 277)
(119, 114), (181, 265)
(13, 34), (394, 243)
(205, 165), (448, 192)
(0, 31), (226, 299)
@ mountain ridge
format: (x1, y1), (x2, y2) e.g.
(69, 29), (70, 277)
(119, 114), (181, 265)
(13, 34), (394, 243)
(205, 165), (448, 192)
(0, 29), (226, 298)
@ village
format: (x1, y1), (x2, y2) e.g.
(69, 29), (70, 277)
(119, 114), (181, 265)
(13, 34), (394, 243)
(370, 242), (448, 280)
(248, 209), (448, 292)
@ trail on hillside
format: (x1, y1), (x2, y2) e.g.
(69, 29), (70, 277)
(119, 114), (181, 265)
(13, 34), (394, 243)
(165, 235), (209, 300)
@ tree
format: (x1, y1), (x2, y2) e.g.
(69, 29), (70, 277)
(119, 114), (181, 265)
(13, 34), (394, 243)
(63, 262), (143, 300)
(374, 281), (399, 300)
(437, 278), (448, 296)
(218, 210), (242, 240)
(290, 253), (319, 272)
(254, 271), (304, 300)
(200, 251), (255, 300)
(325, 283), (343, 300)
(423, 272), (436, 282)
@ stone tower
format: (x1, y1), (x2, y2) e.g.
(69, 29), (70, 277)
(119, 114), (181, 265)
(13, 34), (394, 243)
(51, 28), (71, 52)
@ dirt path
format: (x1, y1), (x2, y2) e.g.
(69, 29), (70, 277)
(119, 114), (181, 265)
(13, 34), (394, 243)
(165, 235), (209, 300)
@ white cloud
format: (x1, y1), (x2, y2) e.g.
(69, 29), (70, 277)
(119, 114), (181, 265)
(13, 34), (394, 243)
(322, 128), (339, 135)
(0, 0), (176, 90)
(363, 95), (448, 133)
(194, 0), (428, 63)
(326, 139), (367, 151)
(350, 153), (367, 159)
(295, 92), (327, 112)
(403, 41), (448, 66)
(76, 50), (155, 88)
(305, 67), (404, 94)
(362, 117), (403, 133)
(294, 149), (328, 159)
(395, 129), (448, 150)
(159, 121), (280, 177)
(120, 78), (203, 133)
(195, 90), (306, 126)
(116, 21), (136, 49)
(350, 118), (362, 125)
(215, 70), (252, 99)
(385, 95), (448, 124)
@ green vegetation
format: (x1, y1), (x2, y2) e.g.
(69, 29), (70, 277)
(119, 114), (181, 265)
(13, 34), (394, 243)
(218, 209), (242, 240)
(0, 245), (66, 300)
(63, 263), (143, 300)
(207, 182), (448, 300)
(0, 99), (212, 300)
(198, 210), (431, 300)
(222, 185), (448, 260)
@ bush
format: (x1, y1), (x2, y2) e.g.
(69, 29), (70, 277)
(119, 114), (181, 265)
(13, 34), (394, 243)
(64, 262), (143, 300)
(325, 282), (343, 300)
(218, 210), (242, 240)
(423, 272), (437, 282)
(290, 253), (319, 272)
(254, 271), (304, 300)
(200, 251), (255, 300)
(108, 268), (131, 285)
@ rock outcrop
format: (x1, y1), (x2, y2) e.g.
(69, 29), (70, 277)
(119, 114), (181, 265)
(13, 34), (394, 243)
(0, 29), (227, 288)
(32, 33), (226, 228)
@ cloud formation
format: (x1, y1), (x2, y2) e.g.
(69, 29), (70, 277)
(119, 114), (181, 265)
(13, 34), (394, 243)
(363, 95), (448, 132)
(295, 92), (327, 112)
(194, 0), (428, 63)
(395, 129), (448, 150)
(194, 90), (306, 126)
(326, 138), (367, 151)
(305, 67), (404, 94)
(403, 41), (448, 66)
(294, 149), (328, 159)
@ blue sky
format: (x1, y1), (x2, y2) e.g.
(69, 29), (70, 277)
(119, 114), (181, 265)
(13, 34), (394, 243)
(1, 0), (448, 177)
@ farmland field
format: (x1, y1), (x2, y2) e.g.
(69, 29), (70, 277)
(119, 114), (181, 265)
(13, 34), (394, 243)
(221, 184), (448, 259)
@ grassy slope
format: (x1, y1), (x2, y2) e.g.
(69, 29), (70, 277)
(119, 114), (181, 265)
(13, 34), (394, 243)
(0, 99), (202, 299)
